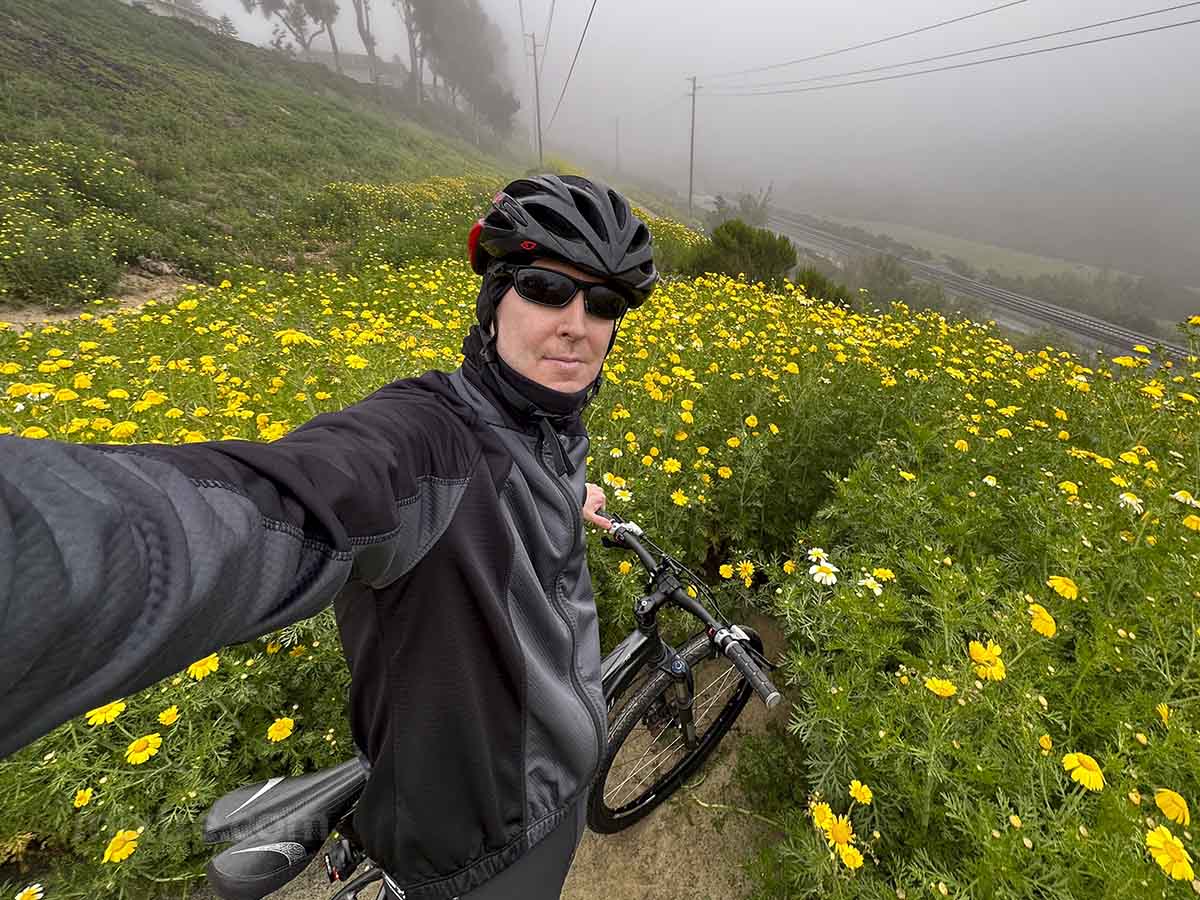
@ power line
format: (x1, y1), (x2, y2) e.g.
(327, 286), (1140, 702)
(539, 0), (557, 77)
(718, 1), (1200, 91)
(546, 0), (599, 132)
(704, 16), (1200, 98)
(706, 0), (1029, 80)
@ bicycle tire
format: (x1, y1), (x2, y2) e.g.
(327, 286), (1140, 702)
(587, 627), (762, 834)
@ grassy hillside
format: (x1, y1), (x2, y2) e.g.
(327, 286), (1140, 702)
(0, 0), (510, 309)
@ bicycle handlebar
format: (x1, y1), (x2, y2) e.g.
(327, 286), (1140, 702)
(604, 512), (782, 710)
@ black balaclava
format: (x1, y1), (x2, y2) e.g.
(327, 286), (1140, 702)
(460, 263), (620, 428)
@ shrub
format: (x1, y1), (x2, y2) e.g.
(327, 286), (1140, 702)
(684, 219), (797, 286)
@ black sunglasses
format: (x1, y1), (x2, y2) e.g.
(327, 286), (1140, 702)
(498, 264), (630, 321)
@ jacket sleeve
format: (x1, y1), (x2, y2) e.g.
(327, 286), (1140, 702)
(0, 381), (475, 759)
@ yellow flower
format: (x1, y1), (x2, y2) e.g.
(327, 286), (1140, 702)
(810, 801), (834, 831)
(74, 787), (94, 808)
(670, 489), (689, 507)
(1155, 789), (1190, 826)
(838, 844), (864, 869)
(344, 354), (369, 369)
(1009, 814), (1022, 829)
(187, 653), (219, 680)
(1184, 514), (1200, 532)
(849, 779), (873, 805)
(266, 641), (282, 654)
(744, 414), (758, 427)
(872, 568), (896, 582)
(969, 640), (1006, 681)
(1058, 481), (1078, 495)
(737, 561), (755, 581)
(782, 559), (796, 575)
(267, 717), (295, 742)
(717, 465), (732, 479)
(719, 564), (733, 579)
(1158, 703), (1171, 727)
(102, 829), (140, 863)
(1189, 314), (1200, 327)
(726, 436), (741, 449)
(1046, 576), (1078, 600)
(125, 733), (162, 765)
(618, 560), (633, 575)
(1146, 825), (1194, 881)
(1029, 603), (1057, 638)
(1062, 752), (1105, 791)
(84, 700), (126, 726)
(1039, 734), (1053, 751)
(924, 677), (957, 699)
(15, 884), (45, 900)
(157, 705), (179, 726)
(108, 421), (138, 440)
(899, 470), (917, 482)
(954, 439), (969, 452)
(824, 814), (855, 848)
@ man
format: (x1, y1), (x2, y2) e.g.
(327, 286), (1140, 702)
(0, 175), (658, 899)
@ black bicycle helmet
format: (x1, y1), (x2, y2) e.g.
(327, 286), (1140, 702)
(467, 175), (659, 306)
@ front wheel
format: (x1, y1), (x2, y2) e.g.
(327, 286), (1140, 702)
(587, 627), (763, 834)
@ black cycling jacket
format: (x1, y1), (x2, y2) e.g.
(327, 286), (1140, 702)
(0, 363), (605, 899)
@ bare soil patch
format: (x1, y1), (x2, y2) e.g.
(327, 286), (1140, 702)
(0, 270), (197, 329)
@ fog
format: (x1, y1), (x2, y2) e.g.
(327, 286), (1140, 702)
(205, 0), (1200, 284)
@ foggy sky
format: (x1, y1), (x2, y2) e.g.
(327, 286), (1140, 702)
(204, 0), (1200, 281)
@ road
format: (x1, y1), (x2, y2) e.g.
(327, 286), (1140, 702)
(768, 208), (1192, 362)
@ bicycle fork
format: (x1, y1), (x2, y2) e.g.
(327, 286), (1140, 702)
(654, 646), (700, 750)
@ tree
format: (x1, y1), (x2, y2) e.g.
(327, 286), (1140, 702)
(346, 0), (379, 85)
(216, 14), (238, 37)
(240, 1), (328, 59)
(305, 0), (343, 75)
(174, 0), (209, 14)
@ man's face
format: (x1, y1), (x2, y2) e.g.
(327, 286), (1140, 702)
(494, 257), (618, 394)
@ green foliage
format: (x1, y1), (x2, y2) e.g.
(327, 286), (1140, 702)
(794, 266), (851, 306)
(0, 0), (508, 311)
(684, 219), (798, 286)
(0, 141), (163, 309)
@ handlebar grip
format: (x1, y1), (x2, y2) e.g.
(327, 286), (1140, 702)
(724, 640), (782, 709)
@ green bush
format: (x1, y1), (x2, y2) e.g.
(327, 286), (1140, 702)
(684, 219), (797, 286)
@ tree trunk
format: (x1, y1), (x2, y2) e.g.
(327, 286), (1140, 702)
(350, 0), (378, 87)
(327, 25), (343, 75)
(401, 0), (420, 104)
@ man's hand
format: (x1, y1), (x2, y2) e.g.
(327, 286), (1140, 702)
(582, 482), (612, 531)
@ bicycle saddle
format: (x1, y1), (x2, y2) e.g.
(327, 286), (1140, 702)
(202, 757), (368, 900)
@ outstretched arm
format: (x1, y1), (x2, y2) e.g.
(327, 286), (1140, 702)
(0, 380), (474, 759)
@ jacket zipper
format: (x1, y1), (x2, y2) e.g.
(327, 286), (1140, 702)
(535, 422), (606, 786)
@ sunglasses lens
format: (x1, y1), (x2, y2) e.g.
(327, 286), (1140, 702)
(584, 286), (629, 320)
(513, 268), (575, 307)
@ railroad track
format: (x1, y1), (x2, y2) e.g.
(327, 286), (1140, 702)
(768, 208), (1192, 362)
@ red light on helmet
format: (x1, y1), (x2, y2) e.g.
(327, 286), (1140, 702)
(521, 240), (538, 251)
(467, 220), (485, 272)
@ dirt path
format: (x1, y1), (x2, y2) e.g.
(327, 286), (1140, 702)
(187, 613), (787, 900)
(0, 271), (195, 329)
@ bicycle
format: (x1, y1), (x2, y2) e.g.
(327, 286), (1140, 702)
(200, 513), (781, 899)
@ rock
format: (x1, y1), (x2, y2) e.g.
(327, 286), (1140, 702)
(136, 256), (178, 276)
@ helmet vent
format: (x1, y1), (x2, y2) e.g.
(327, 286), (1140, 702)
(569, 189), (608, 242)
(608, 191), (628, 229)
(532, 205), (585, 242)
(629, 223), (650, 251)
(484, 209), (512, 231)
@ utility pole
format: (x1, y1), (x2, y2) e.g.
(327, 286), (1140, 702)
(528, 33), (545, 167)
(517, 0), (533, 154)
(687, 75), (697, 218)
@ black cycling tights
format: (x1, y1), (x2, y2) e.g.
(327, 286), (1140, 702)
(383, 796), (587, 900)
